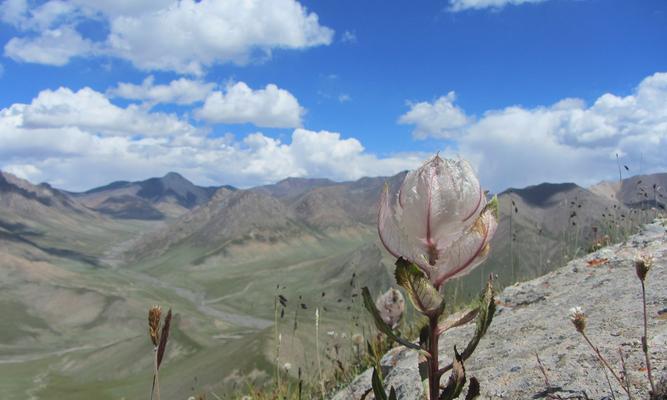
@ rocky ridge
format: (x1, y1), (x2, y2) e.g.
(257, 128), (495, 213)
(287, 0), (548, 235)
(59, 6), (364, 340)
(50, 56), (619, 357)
(333, 220), (667, 399)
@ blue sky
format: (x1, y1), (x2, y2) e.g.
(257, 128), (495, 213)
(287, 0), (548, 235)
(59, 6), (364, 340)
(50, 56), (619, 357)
(0, 0), (666, 191)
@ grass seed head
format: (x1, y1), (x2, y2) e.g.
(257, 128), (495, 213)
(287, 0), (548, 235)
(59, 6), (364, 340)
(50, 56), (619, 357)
(148, 305), (162, 347)
(635, 254), (653, 282)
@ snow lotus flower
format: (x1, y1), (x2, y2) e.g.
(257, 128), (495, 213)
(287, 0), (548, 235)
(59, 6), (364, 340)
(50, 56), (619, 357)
(378, 155), (497, 289)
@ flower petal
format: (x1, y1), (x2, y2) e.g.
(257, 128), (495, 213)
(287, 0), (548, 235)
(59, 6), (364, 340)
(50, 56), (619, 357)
(430, 158), (484, 239)
(431, 208), (498, 287)
(378, 184), (433, 275)
(378, 184), (403, 260)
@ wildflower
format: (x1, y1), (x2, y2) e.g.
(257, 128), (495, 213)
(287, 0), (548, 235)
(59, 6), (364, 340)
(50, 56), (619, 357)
(378, 155), (497, 289)
(635, 254), (653, 282)
(283, 362), (292, 372)
(569, 306), (586, 333)
(375, 288), (405, 329)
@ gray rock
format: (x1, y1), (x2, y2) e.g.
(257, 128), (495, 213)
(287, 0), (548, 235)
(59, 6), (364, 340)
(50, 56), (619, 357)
(333, 219), (667, 400)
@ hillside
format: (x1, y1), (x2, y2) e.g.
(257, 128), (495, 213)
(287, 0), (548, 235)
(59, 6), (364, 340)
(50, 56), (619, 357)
(334, 219), (667, 399)
(1, 170), (664, 399)
(591, 173), (667, 210)
(71, 172), (229, 220)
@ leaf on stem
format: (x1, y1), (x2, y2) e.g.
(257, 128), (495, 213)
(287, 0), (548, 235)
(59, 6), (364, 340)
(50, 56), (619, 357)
(395, 258), (445, 317)
(439, 347), (467, 400)
(437, 308), (479, 336)
(460, 278), (495, 361)
(438, 278), (495, 376)
(156, 309), (172, 369)
(418, 325), (430, 382)
(372, 367), (388, 400)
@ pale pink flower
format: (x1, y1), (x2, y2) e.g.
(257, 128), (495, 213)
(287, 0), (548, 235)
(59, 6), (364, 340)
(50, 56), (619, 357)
(378, 155), (497, 288)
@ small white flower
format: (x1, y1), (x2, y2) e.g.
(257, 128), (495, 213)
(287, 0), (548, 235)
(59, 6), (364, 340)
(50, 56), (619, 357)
(568, 306), (583, 321)
(568, 306), (586, 333)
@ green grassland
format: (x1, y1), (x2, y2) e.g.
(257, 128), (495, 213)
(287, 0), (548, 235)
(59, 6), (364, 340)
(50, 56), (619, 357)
(0, 220), (395, 399)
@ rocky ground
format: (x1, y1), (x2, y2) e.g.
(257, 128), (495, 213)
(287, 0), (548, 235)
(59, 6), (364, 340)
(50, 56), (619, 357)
(333, 219), (667, 400)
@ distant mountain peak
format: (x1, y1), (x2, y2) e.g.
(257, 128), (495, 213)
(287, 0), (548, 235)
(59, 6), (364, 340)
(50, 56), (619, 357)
(161, 171), (188, 182)
(73, 172), (224, 220)
(501, 182), (581, 207)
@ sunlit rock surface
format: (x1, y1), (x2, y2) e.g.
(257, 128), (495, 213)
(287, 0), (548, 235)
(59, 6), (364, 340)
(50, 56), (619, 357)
(334, 219), (667, 399)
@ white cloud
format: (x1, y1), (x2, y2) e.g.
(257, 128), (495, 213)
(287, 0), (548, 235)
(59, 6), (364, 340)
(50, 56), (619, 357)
(401, 72), (667, 191)
(341, 30), (357, 44)
(108, 76), (215, 106)
(4, 26), (95, 65)
(1, 0), (334, 74)
(338, 94), (351, 103)
(196, 82), (304, 128)
(0, 87), (421, 191)
(16, 86), (198, 137)
(448, 0), (547, 12)
(398, 92), (471, 139)
(0, 0), (27, 26)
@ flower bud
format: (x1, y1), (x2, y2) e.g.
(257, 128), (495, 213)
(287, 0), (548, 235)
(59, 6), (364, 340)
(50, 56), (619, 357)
(351, 333), (364, 346)
(375, 288), (405, 329)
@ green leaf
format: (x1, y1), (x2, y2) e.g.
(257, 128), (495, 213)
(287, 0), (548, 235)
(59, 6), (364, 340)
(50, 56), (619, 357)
(156, 308), (172, 369)
(372, 367), (388, 400)
(438, 278), (496, 376)
(362, 287), (428, 356)
(418, 325), (430, 382)
(460, 278), (495, 361)
(436, 308), (479, 336)
(394, 258), (445, 317)
(439, 347), (467, 400)
(389, 387), (397, 400)
(483, 195), (499, 218)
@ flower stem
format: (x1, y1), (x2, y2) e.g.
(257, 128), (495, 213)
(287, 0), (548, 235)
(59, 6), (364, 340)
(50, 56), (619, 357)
(641, 280), (656, 395)
(428, 315), (440, 400)
(153, 347), (161, 400)
(581, 332), (631, 399)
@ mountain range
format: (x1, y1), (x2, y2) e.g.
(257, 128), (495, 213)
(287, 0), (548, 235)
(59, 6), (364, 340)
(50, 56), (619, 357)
(1, 168), (665, 399)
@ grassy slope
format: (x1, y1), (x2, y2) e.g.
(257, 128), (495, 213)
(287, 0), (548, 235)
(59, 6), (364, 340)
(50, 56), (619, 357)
(0, 222), (394, 399)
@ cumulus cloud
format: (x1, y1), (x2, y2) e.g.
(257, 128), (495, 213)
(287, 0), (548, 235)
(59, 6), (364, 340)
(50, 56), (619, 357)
(0, 86), (421, 190)
(398, 92), (470, 139)
(1, 0), (334, 74)
(4, 26), (96, 65)
(13, 86), (198, 137)
(0, 0), (27, 26)
(108, 76), (215, 106)
(401, 72), (667, 191)
(196, 82), (305, 128)
(448, 0), (547, 12)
